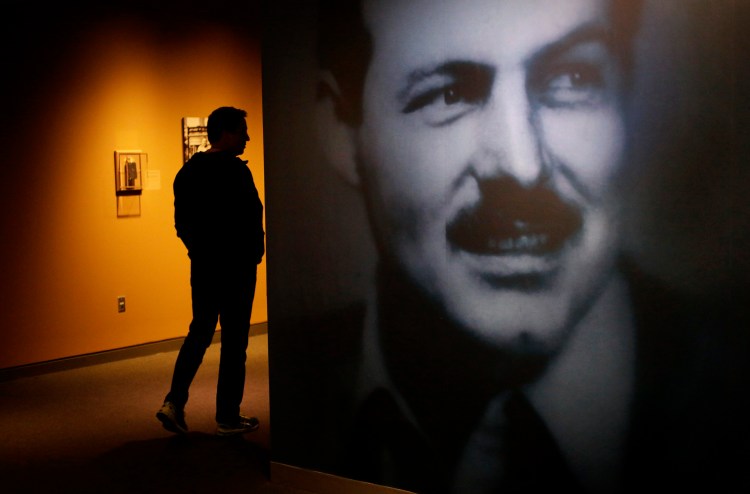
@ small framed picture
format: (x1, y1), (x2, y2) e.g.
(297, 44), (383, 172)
(114, 151), (144, 193)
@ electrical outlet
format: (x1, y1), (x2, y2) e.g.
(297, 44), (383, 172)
(117, 296), (126, 313)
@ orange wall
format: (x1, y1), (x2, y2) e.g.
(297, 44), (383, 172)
(0, 8), (266, 369)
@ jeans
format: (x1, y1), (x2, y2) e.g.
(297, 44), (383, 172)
(166, 255), (257, 424)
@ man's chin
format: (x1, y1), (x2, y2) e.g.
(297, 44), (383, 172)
(477, 326), (564, 356)
(449, 300), (574, 358)
(456, 322), (567, 386)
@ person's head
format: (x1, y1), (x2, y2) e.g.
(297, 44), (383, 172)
(316, 0), (643, 357)
(206, 106), (249, 156)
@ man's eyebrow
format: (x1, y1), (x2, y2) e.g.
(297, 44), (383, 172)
(398, 61), (494, 99)
(528, 23), (615, 66)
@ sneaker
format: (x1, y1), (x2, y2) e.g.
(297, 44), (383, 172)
(239, 414), (260, 431)
(216, 415), (260, 437)
(156, 401), (188, 434)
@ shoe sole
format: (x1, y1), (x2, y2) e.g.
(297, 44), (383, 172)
(240, 420), (260, 431)
(157, 412), (187, 434)
(215, 424), (259, 437)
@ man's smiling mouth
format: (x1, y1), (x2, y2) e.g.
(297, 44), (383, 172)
(445, 177), (583, 257)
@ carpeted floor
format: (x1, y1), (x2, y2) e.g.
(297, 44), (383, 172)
(0, 333), (311, 494)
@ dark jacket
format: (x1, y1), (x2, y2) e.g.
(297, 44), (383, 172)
(173, 151), (264, 264)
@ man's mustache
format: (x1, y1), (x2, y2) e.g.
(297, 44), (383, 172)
(446, 177), (583, 255)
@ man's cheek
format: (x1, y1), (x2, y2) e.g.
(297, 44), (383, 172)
(541, 109), (626, 189)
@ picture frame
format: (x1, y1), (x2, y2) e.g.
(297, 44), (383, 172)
(114, 150), (144, 194)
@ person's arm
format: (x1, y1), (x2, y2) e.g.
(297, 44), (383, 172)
(173, 166), (200, 254)
(248, 171), (265, 264)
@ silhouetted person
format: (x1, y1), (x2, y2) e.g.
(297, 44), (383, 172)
(157, 106), (265, 437)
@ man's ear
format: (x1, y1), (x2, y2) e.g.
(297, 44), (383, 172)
(314, 70), (361, 187)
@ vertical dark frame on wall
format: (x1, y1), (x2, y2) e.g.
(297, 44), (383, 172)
(114, 150), (146, 217)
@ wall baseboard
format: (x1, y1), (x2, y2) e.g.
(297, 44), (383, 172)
(0, 322), (268, 382)
(270, 462), (414, 494)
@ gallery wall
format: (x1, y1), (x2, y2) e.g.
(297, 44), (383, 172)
(0, 2), (266, 370)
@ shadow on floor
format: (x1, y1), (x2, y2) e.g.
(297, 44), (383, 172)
(7, 433), (271, 494)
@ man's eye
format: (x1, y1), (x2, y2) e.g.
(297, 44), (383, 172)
(535, 63), (609, 107)
(403, 77), (491, 125)
(549, 65), (603, 90)
(401, 86), (449, 113)
(404, 81), (481, 112)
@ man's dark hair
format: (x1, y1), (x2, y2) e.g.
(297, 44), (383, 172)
(316, 0), (371, 125)
(207, 106), (247, 144)
(316, 0), (643, 126)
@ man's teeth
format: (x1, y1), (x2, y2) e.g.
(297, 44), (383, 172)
(489, 233), (549, 251)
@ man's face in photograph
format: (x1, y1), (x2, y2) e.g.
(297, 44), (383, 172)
(343, 0), (630, 355)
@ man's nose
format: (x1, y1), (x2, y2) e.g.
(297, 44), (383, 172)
(474, 79), (545, 187)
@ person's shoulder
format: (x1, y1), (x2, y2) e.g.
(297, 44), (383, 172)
(625, 258), (749, 380)
(176, 153), (207, 175)
(624, 256), (750, 418)
(176, 152), (228, 182)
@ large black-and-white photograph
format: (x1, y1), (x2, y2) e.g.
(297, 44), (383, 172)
(263, 1), (750, 492)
